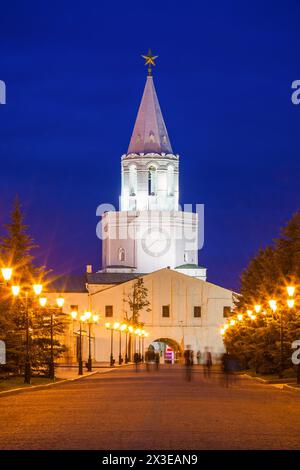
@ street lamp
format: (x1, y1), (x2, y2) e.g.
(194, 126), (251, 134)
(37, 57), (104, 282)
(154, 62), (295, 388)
(287, 286), (296, 297)
(140, 330), (149, 362)
(12, 282), (43, 384)
(127, 325), (134, 362)
(77, 314), (87, 375)
(1, 267), (13, 282)
(33, 284), (43, 296)
(254, 304), (262, 314)
(105, 322), (115, 367)
(118, 323), (127, 365)
(85, 311), (99, 372)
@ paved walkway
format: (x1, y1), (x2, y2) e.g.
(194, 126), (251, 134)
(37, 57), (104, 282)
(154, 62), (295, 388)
(1, 365), (300, 450)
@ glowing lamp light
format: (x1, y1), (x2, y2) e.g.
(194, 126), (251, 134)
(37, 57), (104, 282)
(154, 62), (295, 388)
(1, 267), (13, 282)
(105, 322), (111, 329)
(230, 319), (236, 326)
(128, 326), (134, 333)
(269, 300), (277, 312)
(250, 315), (256, 320)
(39, 297), (47, 307)
(80, 314), (87, 322)
(135, 328), (141, 335)
(254, 305), (261, 313)
(71, 311), (78, 320)
(33, 284), (43, 296)
(220, 328), (225, 336)
(287, 286), (295, 297)
(93, 314), (99, 323)
(56, 296), (65, 308)
(120, 323), (127, 331)
(144, 332), (149, 337)
(11, 285), (20, 297)
(247, 310), (253, 317)
(84, 311), (92, 320)
(287, 299), (295, 309)
(224, 324), (229, 331)
(237, 314), (243, 321)
(113, 322), (120, 330)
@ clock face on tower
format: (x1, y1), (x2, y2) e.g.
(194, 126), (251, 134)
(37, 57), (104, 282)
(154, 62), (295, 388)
(141, 228), (172, 257)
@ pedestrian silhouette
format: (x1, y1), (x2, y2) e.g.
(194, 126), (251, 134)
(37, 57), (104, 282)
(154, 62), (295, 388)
(203, 347), (212, 378)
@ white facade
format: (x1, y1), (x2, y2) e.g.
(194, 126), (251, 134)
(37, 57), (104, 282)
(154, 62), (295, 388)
(50, 269), (233, 364)
(101, 210), (200, 274)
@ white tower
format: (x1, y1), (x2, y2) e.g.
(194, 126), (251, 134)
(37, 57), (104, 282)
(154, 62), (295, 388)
(101, 53), (206, 280)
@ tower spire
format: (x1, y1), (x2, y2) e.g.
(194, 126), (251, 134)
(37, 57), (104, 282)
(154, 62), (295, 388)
(127, 51), (172, 154)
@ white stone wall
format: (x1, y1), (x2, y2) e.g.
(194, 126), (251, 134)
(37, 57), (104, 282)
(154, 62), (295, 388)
(50, 269), (233, 364)
(101, 210), (199, 272)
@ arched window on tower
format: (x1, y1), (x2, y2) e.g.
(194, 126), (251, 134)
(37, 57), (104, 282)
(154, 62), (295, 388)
(148, 166), (157, 196)
(118, 247), (126, 262)
(129, 164), (137, 196)
(167, 165), (174, 196)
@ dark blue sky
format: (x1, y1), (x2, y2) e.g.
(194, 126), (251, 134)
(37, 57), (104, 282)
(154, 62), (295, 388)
(0, 0), (299, 290)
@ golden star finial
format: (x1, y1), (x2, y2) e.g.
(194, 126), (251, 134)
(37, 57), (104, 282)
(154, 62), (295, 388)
(141, 49), (158, 76)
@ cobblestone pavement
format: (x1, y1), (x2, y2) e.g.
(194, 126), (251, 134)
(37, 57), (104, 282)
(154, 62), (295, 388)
(1, 365), (300, 450)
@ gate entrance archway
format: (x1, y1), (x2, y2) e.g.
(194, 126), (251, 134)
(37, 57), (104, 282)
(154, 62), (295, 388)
(150, 337), (183, 363)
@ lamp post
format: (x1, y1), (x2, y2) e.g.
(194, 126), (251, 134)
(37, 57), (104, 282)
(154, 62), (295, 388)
(85, 312), (99, 372)
(125, 328), (128, 363)
(141, 330), (147, 362)
(269, 286), (296, 378)
(77, 314), (87, 375)
(118, 323), (127, 365)
(11, 282), (43, 384)
(105, 322), (119, 367)
(127, 325), (134, 362)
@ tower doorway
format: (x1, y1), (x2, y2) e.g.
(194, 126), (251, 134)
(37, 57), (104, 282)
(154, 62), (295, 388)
(150, 337), (182, 364)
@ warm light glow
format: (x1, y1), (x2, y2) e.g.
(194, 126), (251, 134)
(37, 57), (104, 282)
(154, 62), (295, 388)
(220, 328), (225, 336)
(262, 310), (267, 315)
(56, 296), (65, 308)
(247, 310), (253, 317)
(39, 297), (47, 307)
(11, 285), (20, 296)
(105, 322), (111, 329)
(237, 314), (243, 321)
(250, 315), (256, 320)
(84, 311), (92, 320)
(1, 267), (13, 282)
(287, 286), (295, 297)
(113, 322), (120, 330)
(269, 299), (277, 312)
(71, 311), (78, 320)
(92, 314), (99, 323)
(33, 284), (43, 295)
(128, 325), (134, 333)
(80, 314), (87, 322)
(224, 324), (229, 330)
(144, 332), (149, 337)
(230, 319), (236, 326)
(120, 323), (127, 331)
(254, 304), (261, 313)
(287, 299), (295, 309)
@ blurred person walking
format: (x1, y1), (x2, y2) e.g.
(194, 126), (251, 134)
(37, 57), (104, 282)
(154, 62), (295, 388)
(203, 348), (212, 378)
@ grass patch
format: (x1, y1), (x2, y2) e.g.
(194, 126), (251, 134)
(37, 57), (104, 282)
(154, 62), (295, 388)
(0, 376), (58, 392)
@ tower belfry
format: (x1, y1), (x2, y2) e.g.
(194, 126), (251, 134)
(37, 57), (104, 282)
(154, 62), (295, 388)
(101, 53), (206, 280)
